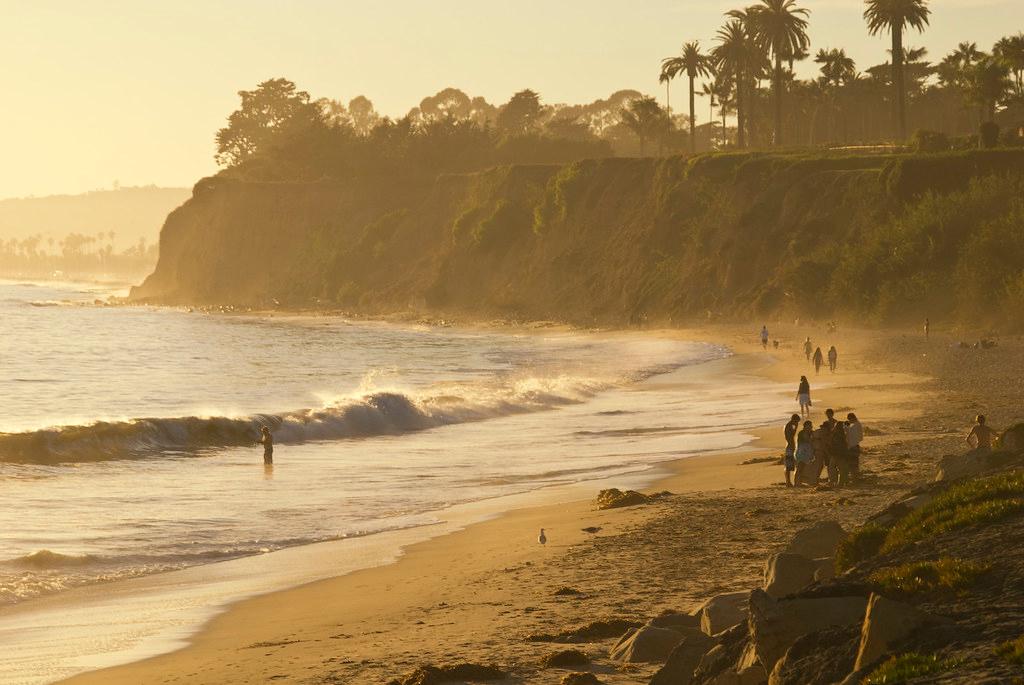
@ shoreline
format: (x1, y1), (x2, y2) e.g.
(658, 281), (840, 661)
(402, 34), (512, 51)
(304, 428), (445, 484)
(52, 324), (930, 685)
(2, 334), (771, 685)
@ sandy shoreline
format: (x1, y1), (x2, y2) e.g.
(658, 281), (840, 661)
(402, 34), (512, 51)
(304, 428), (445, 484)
(49, 324), (929, 685)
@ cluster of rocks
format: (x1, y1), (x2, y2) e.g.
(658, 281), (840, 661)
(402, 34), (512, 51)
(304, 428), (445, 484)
(596, 488), (672, 510)
(571, 519), (948, 685)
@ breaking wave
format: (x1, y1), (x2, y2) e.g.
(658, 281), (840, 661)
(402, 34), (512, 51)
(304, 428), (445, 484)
(0, 378), (605, 465)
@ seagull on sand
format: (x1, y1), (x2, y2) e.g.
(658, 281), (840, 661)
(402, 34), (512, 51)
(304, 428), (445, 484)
(538, 528), (547, 545)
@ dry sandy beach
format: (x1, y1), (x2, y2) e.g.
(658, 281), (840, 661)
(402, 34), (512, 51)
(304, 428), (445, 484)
(58, 323), (990, 685)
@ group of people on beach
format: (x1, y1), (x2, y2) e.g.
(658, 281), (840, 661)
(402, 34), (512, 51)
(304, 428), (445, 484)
(783, 407), (863, 488)
(761, 326), (837, 375)
(772, 327), (859, 488)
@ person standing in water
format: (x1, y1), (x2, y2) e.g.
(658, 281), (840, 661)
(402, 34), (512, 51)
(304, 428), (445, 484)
(760, 325), (769, 350)
(924, 318), (930, 340)
(812, 347), (824, 374)
(797, 376), (812, 417)
(966, 415), (994, 452)
(827, 345), (838, 373)
(258, 426), (274, 464)
(784, 414), (800, 487)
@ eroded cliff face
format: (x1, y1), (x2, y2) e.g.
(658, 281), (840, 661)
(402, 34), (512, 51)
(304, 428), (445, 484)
(132, 151), (1024, 327)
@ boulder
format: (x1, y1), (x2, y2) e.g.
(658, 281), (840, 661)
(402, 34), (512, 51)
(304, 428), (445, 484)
(999, 423), (1024, 451)
(388, 663), (507, 685)
(781, 521), (845, 559)
(648, 611), (702, 631)
(767, 624), (859, 685)
(698, 591), (749, 636)
(609, 625), (687, 663)
(527, 618), (642, 643)
(597, 488), (650, 509)
(853, 593), (945, 672)
(704, 643), (767, 685)
(561, 674), (603, 685)
(763, 554), (834, 599)
(935, 449), (1024, 482)
(748, 589), (867, 675)
(649, 630), (715, 685)
(544, 649), (590, 669)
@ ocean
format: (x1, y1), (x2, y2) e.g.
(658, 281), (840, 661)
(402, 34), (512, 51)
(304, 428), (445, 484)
(0, 279), (785, 683)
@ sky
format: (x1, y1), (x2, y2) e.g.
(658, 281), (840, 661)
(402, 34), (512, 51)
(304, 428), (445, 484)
(2, 0), (1021, 199)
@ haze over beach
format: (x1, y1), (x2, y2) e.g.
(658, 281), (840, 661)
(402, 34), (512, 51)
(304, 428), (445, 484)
(2, 2), (1024, 685)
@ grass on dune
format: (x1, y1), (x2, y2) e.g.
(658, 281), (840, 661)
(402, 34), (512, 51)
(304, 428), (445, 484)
(995, 635), (1024, 665)
(862, 652), (960, 684)
(835, 472), (1024, 572)
(869, 558), (990, 595)
(882, 472), (1024, 553)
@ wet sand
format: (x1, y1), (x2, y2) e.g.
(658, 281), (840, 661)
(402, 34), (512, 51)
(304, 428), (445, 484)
(58, 324), (942, 685)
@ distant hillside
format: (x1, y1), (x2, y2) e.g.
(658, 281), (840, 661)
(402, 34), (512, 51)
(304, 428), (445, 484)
(131, 150), (1024, 330)
(0, 186), (190, 251)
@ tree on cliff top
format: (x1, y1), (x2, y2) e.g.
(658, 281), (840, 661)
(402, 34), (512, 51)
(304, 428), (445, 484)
(215, 78), (323, 167)
(497, 90), (544, 136)
(620, 96), (670, 155)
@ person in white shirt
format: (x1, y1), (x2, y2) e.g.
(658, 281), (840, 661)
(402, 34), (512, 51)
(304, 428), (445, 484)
(845, 413), (863, 480)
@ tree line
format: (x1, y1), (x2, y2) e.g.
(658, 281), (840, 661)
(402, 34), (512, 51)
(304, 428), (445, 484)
(0, 232), (157, 279)
(660, 0), (1024, 151)
(213, 1), (1024, 183)
(213, 81), (703, 181)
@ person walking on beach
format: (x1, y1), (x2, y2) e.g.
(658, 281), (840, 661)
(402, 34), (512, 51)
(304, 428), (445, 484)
(803, 337), (813, 361)
(795, 420), (814, 486)
(797, 376), (812, 417)
(827, 345), (838, 373)
(258, 426), (274, 464)
(846, 413), (863, 481)
(924, 318), (930, 340)
(784, 414), (800, 487)
(966, 415), (994, 452)
(812, 347), (824, 374)
(760, 325), (769, 350)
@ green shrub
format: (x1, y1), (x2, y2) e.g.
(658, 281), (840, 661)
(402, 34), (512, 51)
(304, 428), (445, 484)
(869, 558), (989, 595)
(532, 161), (587, 235)
(863, 652), (959, 683)
(980, 121), (1001, 149)
(995, 635), (1024, 665)
(883, 472), (1024, 552)
(835, 525), (889, 572)
(912, 129), (950, 153)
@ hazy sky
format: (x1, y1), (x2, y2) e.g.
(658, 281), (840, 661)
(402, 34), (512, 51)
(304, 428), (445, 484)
(2, 0), (1021, 199)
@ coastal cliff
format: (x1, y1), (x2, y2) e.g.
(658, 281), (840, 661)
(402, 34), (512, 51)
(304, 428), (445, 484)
(132, 150), (1024, 327)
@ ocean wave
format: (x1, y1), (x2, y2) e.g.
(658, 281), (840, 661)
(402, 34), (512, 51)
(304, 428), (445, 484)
(9, 550), (100, 569)
(0, 380), (600, 465)
(0, 344), (729, 465)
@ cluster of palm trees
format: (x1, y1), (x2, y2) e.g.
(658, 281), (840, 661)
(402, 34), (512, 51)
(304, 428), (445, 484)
(660, 0), (1024, 151)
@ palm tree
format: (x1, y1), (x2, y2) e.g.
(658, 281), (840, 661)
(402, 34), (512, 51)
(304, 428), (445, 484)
(994, 33), (1024, 98)
(747, 0), (810, 146)
(968, 56), (1012, 122)
(662, 42), (713, 153)
(864, 0), (931, 141)
(658, 69), (673, 116)
(713, 19), (758, 148)
(815, 48), (856, 142)
(620, 96), (670, 155)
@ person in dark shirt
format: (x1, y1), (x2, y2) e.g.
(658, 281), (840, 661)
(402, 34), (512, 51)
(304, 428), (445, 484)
(784, 414), (800, 486)
(258, 426), (274, 464)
